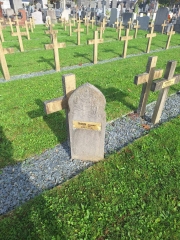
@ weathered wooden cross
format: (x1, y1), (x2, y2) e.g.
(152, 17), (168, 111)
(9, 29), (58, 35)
(134, 56), (163, 117)
(102, 18), (107, 32)
(151, 60), (180, 124)
(90, 17), (95, 29)
(133, 20), (140, 39)
(161, 20), (167, 34)
(66, 20), (72, 36)
(165, 25), (175, 50)
(0, 41), (14, 80)
(74, 21), (84, 45)
(44, 73), (76, 138)
(12, 19), (27, 52)
(76, 17), (83, 25)
(45, 33), (66, 71)
(97, 22), (105, 39)
(83, 16), (87, 24)
(0, 20), (4, 42)
(85, 21), (90, 34)
(71, 17), (76, 26)
(22, 20), (30, 40)
(120, 28), (133, 58)
(114, 19), (119, 29)
(117, 21), (124, 40)
(146, 25), (156, 53)
(88, 30), (103, 64)
(127, 18), (132, 30)
(7, 18), (15, 33)
(45, 24), (58, 36)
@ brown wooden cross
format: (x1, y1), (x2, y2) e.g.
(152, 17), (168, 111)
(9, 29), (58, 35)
(7, 18), (15, 33)
(0, 41), (14, 80)
(97, 22), (105, 39)
(88, 30), (103, 64)
(133, 20), (140, 39)
(90, 17), (95, 29)
(161, 20), (167, 34)
(74, 21), (84, 45)
(44, 73), (76, 139)
(151, 60), (180, 124)
(12, 19), (26, 52)
(117, 21), (124, 40)
(146, 25), (156, 53)
(45, 33), (66, 71)
(66, 20), (72, 36)
(127, 18), (132, 30)
(165, 25), (175, 50)
(120, 28), (133, 58)
(0, 20), (4, 42)
(134, 56), (163, 117)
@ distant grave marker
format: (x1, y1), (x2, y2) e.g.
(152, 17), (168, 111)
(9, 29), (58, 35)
(146, 25), (156, 53)
(161, 20), (167, 34)
(45, 33), (66, 71)
(66, 20), (72, 36)
(12, 19), (27, 52)
(7, 18), (15, 33)
(165, 25), (175, 50)
(74, 22), (84, 45)
(134, 56), (163, 117)
(151, 61), (180, 124)
(117, 21), (124, 40)
(97, 22), (105, 39)
(88, 30), (103, 64)
(90, 17), (95, 29)
(133, 20), (140, 38)
(0, 41), (14, 80)
(120, 28), (133, 58)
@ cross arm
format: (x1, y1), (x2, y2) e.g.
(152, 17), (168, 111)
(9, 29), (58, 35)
(45, 30), (58, 34)
(146, 33), (156, 38)
(121, 36), (133, 41)
(134, 69), (163, 85)
(151, 74), (180, 92)
(44, 96), (68, 114)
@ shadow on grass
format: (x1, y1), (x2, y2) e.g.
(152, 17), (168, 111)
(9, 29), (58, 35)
(73, 52), (91, 62)
(27, 99), (68, 144)
(38, 56), (55, 69)
(95, 85), (135, 110)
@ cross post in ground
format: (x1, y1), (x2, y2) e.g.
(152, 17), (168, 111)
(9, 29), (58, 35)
(146, 25), (156, 53)
(97, 22), (105, 39)
(12, 19), (26, 52)
(71, 17), (76, 26)
(133, 20), (140, 39)
(127, 18), (132, 30)
(161, 20), (167, 34)
(165, 25), (175, 50)
(7, 18), (15, 33)
(83, 16), (87, 24)
(0, 41), (14, 80)
(85, 21), (90, 34)
(114, 19), (119, 30)
(151, 61), (180, 124)
(74, 21), (84, 45)
(120, 28), (133, 58)
(134, 56), (163, 117)
(45, 33), (66, 71)
(0, 20), (4, 41)
(117, 21), (124, 39)
(88, 30), (103, 64)
(44, 73), (76, 142)
(90, 17), (95, 29)
(66, 20), (72, 36)
(22, 20), (30, 40)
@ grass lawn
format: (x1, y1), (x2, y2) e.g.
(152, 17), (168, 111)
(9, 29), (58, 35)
(0, 116), (180, 239)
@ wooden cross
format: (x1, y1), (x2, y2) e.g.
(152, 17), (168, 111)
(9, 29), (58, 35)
(133, 20), (140, 39)
(120, 29), (133, 58)
(71, 17), (76, 26)
(45, 33), (66, 71)
(66, 20), (72, 36)
(114, 19), (119, 29)
(12, 20), (26, 52)
(7, 18), (15, 33)
(85, 21), (90, 34)
(77, 17), (83, 25)
(97, 22), (105, 39)
(90, 17), (95, 29)
(151, 60), (180, 124)
(22, 21), (30, 40)
(59, 17), (64, 27)
(83, 16), (87, 24)
(45, 26), (58, 36)
(161, 20), (167, 34)
(26, 20), (33, 33)
(88, 30), (103, 64)
(0, 21), (4, 42)
(74, 22), (84, 45)
(0, 41), (14, 80)
(44, 73), (76, 139)
(31, 17), (35, 28)
(134, 56), (163, 117)
(64, 20), (68, 31)
(117, 21), (124, 40)
(146, 25), (156, 53)
(127, 18), (132, 30)
(102, 18), (107, 32)
(165, 25), (175, 50)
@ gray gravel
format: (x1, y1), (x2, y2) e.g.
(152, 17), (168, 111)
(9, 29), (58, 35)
(0, 92), (180, 215)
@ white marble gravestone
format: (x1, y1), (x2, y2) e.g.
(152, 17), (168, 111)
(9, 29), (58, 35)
(32, 10), (43, 24)
(68, 83), (106, 161)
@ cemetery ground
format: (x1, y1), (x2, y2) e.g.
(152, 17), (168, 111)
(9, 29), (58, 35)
(0, 23), (180, 237)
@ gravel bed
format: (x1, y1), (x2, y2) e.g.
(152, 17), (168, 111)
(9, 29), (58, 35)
(1, 45), (180, 83)
(0, 92), (180, 215)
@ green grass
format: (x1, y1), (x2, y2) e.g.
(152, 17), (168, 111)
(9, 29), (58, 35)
(0, 116), (180, 239)
(0, 23), (180, 168)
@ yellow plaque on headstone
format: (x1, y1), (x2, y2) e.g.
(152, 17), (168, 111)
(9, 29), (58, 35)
(73, 121), (101, 131)
(162, 78), (175, 88)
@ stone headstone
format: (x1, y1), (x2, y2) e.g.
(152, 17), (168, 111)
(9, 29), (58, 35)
(112, 0), (116, 8)
(6, 8), (14, 17)
(154, 7), (168, 32)
(36, 2), (41, 11)
(31, 10), (43, 24)
(2, 0), (10, 9)
(47, 9), (57, 24)
(18, 8), (26, 25)
(55, 9), (61, 18)
(61, 9), (69, 21)
(9, 0), (22, 14)
(41, 8), (47, 22)
(174, 17), (180, 33)
(109, 8), (117, 26)
(68, 83), (106, 161)
(137, 16), (150, 30)
(122, 12), (133, 27)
